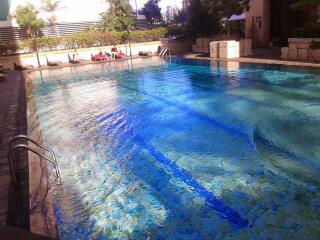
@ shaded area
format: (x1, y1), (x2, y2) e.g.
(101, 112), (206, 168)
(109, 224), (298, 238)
(0, 71), (29, 229)
(0, 225), (52, 240)
(5, 74), (29, 230)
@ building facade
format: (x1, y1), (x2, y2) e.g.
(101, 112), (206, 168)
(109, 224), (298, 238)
(0, 0), (147, 42)
(245, 0), (305, 48)
(165, 5), (179, 22)
(182, 0), (190, 11)
(0, 0), (10, 21)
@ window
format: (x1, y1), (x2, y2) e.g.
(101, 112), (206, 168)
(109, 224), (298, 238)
(256, 16), (262, 28)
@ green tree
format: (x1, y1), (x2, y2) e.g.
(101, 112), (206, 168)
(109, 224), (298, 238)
(187, 0), (249, 36)
(202, 0), (249, 19)
(291, 0), (320, 26)
(41, 0), (61, 26)
(100, 0), (135, 32)
(173, 10), (188, 24)
(140, 0), (162, 28)
(15, 3), (45, 38)
(187, 0), (220, 36)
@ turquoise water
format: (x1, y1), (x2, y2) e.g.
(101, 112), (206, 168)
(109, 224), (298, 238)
(32, 58), (320, 239)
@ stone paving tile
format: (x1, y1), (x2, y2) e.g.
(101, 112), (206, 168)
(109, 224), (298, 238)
(0, 71), (28, 229)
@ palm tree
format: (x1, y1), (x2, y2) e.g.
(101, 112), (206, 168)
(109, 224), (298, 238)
(41, 0), (61, 34)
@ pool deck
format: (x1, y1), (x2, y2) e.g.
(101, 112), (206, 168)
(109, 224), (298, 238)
(20, 55), (155, 72)
(0, 71), (29, 228)
(181, 53), (320, 68)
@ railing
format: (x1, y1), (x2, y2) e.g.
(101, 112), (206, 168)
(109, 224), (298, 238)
(159, 48), (171, 58)
(8, 135), (62, 185)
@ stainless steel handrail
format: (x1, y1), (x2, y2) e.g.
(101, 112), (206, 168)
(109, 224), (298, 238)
(8, 144), (62, 185)
(159, 48), (166, 57)
(160, 48), (171, 57)
(163, 49), (171, 58)
(9, 135), (57, 163)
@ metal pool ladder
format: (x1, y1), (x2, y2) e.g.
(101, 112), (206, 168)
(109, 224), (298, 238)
(159, 48), (171, 58)
(8, 135), (62, 185)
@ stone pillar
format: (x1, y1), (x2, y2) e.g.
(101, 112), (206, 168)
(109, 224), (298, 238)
(245, 0), (271, 48)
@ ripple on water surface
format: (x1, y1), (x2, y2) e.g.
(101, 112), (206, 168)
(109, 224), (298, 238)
(32, 58), (320, 239)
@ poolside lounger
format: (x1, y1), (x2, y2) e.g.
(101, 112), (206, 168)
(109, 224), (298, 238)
(139, 51), (152, 56)
(13, 62), (33, 71)
(68, 54), (82, 64)
(0, 73), (6, 82)
(91, 53), (107, 62)
(118, 50), (126, 58)
(46, 56), (62, 66)
(0, 66), (10, 73)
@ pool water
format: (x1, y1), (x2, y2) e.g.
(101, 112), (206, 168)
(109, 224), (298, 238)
(32, 58), (320, 239)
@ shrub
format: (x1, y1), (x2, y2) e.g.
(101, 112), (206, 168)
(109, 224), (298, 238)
(294, 26), (320, 38)
(167, 24), (188, 38)
(0, 42), (22, 54)
(20, 27), (168, 52)
(20, 39), (34, 51)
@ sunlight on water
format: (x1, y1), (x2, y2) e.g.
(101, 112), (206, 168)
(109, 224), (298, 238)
(32, 58), (320, 239)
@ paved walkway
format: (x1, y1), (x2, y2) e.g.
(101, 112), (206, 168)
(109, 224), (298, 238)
(182, 53), (320, 68)
(0, 225), (52, 239)
(0, 71), (28, 228)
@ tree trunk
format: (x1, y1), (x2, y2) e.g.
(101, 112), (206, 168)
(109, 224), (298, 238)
(317, 4), (320, 24)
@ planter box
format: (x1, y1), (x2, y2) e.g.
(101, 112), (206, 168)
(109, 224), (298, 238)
(298, 49), (308, 61)
(240, 39), (252, 57)
(210, 40), (240, 59)
(281, 47), (289, 60)
(282, 38), (320, 61)
(210, 42), (219, 58)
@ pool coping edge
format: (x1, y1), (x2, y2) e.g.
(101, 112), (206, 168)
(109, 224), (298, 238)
(26, 72), (58, 239)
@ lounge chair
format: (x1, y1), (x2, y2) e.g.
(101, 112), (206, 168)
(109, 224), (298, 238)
(0, 73), (6, 82)
(68, 54), (82, 64)
(13, 62), (33, 71)
(105, 52), (111, 58)
(91, 53), (107, 62)
(117, 50), (126, 58)
(0, 66), (10, 73)
(46, 56), (62, 66)
(139, 51), (152, 56)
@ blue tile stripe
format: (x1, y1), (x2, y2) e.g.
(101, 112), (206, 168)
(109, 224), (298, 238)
(132, 134), (250, 229)
(97, 116), (250, 229)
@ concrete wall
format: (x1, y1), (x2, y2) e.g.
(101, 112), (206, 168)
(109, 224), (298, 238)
(0, 41), (162, 69)
(161, 39), (194, 54)
(245, 0), (270, 48)
(0, 20), (13, 27)
(192, 35), (241, 54)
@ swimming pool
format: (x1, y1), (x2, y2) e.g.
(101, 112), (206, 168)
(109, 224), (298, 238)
(31, 57), (320, 239)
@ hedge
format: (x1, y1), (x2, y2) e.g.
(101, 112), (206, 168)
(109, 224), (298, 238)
(0, 28), (168, 54)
